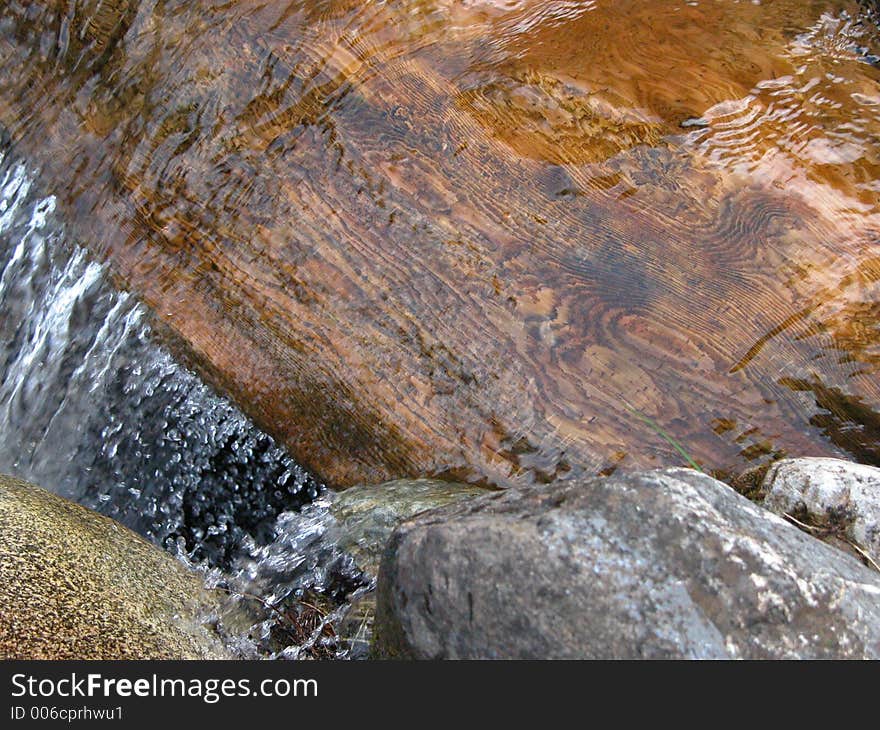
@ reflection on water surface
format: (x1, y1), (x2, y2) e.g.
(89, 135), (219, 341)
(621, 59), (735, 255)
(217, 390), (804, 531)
(1, 0), (880, 488)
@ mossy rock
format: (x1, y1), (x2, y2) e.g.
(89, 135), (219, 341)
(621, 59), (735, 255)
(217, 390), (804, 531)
(0, 475), (232, 659)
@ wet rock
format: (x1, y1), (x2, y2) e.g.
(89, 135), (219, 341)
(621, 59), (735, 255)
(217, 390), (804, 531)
(331, 479), (489, 576)
(0, 475), (233, 659)
(374, 468), (880, 659)
(328, 479), (486, 658)
(3, 1), (878, 489)
(762, 457), (880, 567)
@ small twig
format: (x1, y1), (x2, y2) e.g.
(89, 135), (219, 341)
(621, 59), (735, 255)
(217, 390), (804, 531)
(297, 599), (329, 617)
(784, 513), (880, 573)
(847, 541), (880, 574)
(214, 585), (336, 648)
(214, 585), (288, 619)
(782, 512), (823, 534)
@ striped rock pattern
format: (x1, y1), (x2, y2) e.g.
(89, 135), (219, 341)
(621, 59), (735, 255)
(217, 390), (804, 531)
(1, 1), (879, 487)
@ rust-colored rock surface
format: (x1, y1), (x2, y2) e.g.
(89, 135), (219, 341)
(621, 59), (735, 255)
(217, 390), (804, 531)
(1, 1), (879, 487)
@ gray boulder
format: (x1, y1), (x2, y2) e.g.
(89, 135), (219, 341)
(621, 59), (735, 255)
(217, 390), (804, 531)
(374, 468), (880, 659)
(762, 457), (880, 567)
(327, 479), (487, 657)
(0, 475), (233, 659)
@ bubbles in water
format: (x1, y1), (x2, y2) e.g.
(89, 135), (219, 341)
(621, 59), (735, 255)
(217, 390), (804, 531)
(0, 140), (367, 658)
(207, 497), (373, 659)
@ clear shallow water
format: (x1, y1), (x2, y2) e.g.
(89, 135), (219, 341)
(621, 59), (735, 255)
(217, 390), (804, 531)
(0, 142), (369, 659)
(1, 1), (879, 485)
(2, 0), (880, 653)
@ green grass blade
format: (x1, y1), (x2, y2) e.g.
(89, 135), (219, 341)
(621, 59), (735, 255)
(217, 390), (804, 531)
(621, 401), (703, 472)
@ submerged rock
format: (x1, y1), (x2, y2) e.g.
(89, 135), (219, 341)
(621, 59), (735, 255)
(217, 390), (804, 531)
(328, 478), (487, 658)
(0, 475), (232, 659)
(331, 479), (489, 576)
(2, 2), (880, 487)
(762, 457), (880, 567)
(374, 468), (880, 659)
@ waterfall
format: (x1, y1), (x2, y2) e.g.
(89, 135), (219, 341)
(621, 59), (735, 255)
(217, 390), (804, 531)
(0, 140), (369, 658)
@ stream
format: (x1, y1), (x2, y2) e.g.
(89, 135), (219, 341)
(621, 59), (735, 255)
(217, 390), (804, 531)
(0, 139), (370, 659)
(3, 0), (880, 660)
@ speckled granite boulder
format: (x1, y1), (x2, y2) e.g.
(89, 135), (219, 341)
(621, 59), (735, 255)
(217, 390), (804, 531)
(0, 475), (232, 659)
(762, 458), (880, 567)
(374, 468), (880, 659)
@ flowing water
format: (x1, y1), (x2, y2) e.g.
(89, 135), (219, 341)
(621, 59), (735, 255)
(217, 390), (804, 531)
(0, 141), (370, 659)
(2, 0), (879, 487)
(2, 0), (880, 657)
